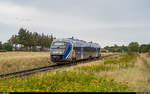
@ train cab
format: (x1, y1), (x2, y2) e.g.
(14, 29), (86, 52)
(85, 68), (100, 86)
(50, 40), (72, 62)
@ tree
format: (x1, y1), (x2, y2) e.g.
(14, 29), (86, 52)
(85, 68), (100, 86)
(139, 44), (150, 53)
(18, 28), (28, 47)
(8, 27), (54, 52)
(128, 42), (139, 54)
(121, 45), (128, 52)
(40, 33), (45, 50)
(8, 35), (19, 51)
(2, 42), (13, 51)
(0, 41), (2, 49)
(31, 32), (39, 51)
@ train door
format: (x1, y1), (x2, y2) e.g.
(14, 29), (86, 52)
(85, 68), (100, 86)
(81, 47), (83, 59)
(73, 47), (81, 60)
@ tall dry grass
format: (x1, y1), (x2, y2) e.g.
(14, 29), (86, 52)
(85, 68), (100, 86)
(94, 53), (150, 92)
(0, 52), (116, 74)
(0, 52), (51, 74)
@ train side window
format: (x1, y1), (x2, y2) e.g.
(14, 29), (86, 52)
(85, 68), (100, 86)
(77, 47), (81, 51)
(73, 47), (76, 50)
(83, 47), (86, 52)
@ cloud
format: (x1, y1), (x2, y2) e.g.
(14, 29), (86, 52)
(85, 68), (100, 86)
(0, 0), (150, 47)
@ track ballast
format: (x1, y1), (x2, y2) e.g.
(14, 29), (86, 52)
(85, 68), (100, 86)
(0, 54), (117, 78)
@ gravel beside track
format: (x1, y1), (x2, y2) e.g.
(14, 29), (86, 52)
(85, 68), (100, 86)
(0, 54), (117, 78)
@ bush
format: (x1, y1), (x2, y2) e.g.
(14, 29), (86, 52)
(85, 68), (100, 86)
(0, 49), (7, 52)
(104, 54), (135, 65)
(2, 43), (12, 51)
(0, 41), (2, 49)
(128, 42), (139, 53)
(139, 44), (150, 53)
(127, 52), (136, 56)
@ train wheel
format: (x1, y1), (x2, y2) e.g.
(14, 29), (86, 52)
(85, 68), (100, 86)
(89, 56), (92, 60)
(72, 58), (76, 64)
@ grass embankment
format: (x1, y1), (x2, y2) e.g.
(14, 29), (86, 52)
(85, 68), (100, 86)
(0, 53), (137, 92)
(99, 53), (150, 92)
(0, 52), (114, 74)
(0, 52), (51, 74)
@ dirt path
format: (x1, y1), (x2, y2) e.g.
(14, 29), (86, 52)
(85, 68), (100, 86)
(97, 53), (150, 92)
(130, 54), (150, 91)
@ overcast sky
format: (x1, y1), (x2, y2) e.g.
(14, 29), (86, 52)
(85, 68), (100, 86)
(0, 0), (150, 47)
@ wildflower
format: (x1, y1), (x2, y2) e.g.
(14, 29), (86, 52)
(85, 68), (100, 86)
(109, 77), (114, 81)
(43, 84), (47, 88)
(38, 82), (41, 85)
(104, 88), (107, 91)
(90, 80), (98, 83)
(46, 87), (50, 92)
(26, 88), (31, 92)
(98, 83), (101, 86)
(34, 89), (40, 92)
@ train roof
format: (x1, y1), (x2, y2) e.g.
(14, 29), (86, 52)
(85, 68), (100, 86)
(53, 38), (101, 48)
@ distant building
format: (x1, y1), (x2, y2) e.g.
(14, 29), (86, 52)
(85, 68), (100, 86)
(42, 47), (50, 51)
(101, 48), (109, 53)
(12, 44), (49, 52)
(12, 44), (24, 51)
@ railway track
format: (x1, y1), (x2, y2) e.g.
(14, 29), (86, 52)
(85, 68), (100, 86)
(0, 54), (117, 78)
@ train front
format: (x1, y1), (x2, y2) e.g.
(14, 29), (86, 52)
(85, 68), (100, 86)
(50, 40), (72, 62)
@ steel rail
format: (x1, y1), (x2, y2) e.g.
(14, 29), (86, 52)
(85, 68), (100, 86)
(0, 54), (117, 78)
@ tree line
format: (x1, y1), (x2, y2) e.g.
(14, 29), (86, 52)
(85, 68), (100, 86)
(104, 45), (128, 52)
(0, 28), (54, 52)
(104, 42), (150, 53)
(0, 41), (12, 52)
(0, 28), (150, 53)
(139, 44), (150, 53)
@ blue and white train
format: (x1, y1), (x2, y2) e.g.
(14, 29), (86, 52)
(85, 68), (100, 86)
(50, 38), (101, 64)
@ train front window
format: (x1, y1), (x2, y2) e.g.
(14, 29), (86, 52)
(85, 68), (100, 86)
(54, 42), (65, 46)
(51, 42), (67, 49)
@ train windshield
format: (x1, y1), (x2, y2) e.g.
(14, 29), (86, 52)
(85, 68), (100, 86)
(51, 41), (67, 49)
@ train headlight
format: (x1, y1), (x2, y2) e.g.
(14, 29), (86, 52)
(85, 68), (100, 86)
(53, 51), (63, 54)
(58, 51), (63, 54)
